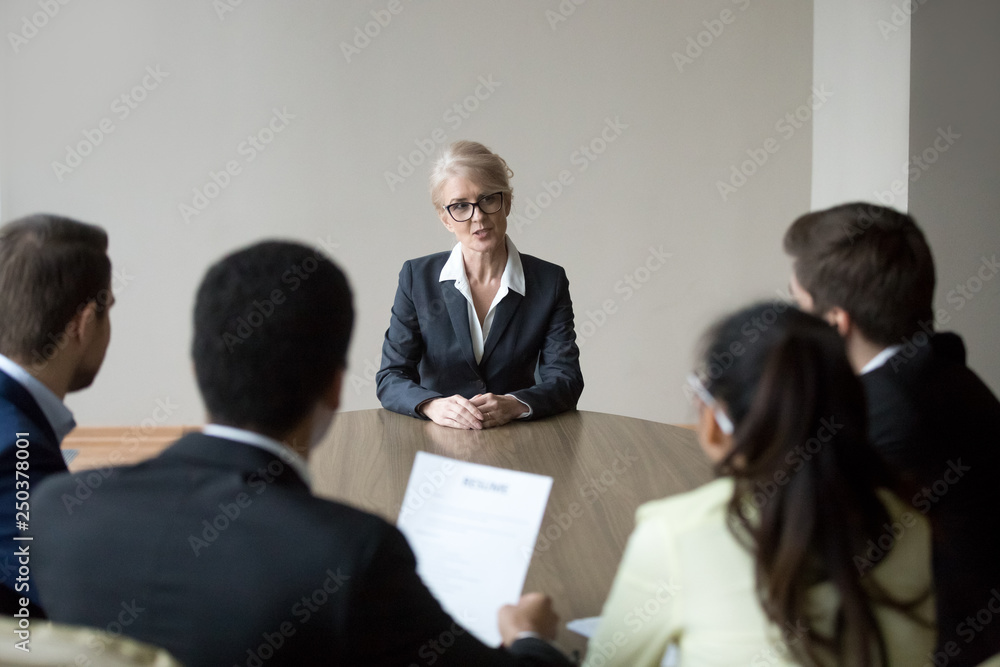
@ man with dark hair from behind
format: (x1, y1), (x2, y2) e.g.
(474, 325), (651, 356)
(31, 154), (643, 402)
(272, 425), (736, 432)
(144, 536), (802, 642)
(31, 240), (572, 667)
(0, 214), (114, 617)
(784, 202), (1000, 666)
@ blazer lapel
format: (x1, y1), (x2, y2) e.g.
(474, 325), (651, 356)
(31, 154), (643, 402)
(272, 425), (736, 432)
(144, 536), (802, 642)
(0, 369), (59, 445)
(480, 291), (523, 367)
(441, 281), (479, 372)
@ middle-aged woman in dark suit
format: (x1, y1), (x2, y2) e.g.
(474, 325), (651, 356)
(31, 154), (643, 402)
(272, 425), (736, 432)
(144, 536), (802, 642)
(376, 141), (583, 430)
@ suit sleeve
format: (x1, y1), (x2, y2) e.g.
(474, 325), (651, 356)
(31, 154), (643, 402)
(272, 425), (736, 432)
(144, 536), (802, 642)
(0, 429), (66, 484)
(862, 372), (934, 489)
(376, 261), (445, 418)
(346, 524), (573, 666)
(0, 426), (66, 603)
(508, 268), (584, 420)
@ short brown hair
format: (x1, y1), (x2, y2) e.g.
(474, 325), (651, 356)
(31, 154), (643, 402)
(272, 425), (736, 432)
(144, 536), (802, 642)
(783, 202), (935, 345)
(0, 214), (111, 361)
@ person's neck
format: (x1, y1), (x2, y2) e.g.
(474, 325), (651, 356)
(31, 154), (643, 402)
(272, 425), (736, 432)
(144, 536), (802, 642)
(462, 242), (507, 285)
(844, 332), (887, 374)
(14, 354), (72, 400)
(209, 418), (313, 461)
(283, 419), (314, 460)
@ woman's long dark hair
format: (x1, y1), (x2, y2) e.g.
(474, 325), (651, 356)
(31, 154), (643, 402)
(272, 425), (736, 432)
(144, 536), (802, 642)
(699, 303), (926, 666)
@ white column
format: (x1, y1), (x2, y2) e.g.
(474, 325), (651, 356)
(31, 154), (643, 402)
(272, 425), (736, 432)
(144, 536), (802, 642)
(812, 0), (912, 211)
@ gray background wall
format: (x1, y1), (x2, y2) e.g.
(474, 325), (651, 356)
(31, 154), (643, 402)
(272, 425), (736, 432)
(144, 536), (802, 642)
(0, 1), (994, 428)
(908, 2), (1000, 383)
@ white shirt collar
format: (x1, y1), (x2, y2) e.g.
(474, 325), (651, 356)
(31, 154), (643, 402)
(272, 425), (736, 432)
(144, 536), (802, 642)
(0, 353), (76, 442)
(439, 235), (525, 296)
(861, 345), (903, 374)
(439, 236), (525, 364)
(202, 423), (312, 489)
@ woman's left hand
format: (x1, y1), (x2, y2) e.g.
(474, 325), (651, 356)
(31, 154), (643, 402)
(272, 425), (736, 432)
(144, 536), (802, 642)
(470, 393), (527, 429)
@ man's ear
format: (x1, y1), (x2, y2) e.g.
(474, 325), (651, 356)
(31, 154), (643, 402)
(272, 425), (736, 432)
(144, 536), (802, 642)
(66, 301), (100, 343)
(824, 306), (852, 337)
(322, 367), (344, 412)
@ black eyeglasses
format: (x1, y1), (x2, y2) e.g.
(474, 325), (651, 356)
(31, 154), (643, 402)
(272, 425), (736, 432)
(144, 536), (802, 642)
(444, 192), (504, 222)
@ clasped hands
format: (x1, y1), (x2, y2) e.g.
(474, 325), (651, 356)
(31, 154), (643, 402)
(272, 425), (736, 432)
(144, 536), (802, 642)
(421, 393), (525, 430)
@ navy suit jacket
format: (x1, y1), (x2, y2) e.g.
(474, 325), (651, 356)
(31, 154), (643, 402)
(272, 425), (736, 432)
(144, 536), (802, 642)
(32, 433), (573, 667)
(377, 251), (583, 420)
(0, 368), (66, 610)
(862, 333), (1000, 666)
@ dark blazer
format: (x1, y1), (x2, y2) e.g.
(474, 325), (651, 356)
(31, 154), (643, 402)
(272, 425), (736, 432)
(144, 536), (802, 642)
(0, 368), (65, 613)
(861, 333), (1000, 666)
(32, 433), (573, 667)
(377, 251), (583, 420)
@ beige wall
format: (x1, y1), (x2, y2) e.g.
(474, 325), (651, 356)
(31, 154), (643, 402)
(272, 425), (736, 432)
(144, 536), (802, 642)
(0, 1), (813, 426)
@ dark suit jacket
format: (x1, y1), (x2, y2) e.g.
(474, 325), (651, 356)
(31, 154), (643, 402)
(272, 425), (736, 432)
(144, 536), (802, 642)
(862, 333), (1000, 666)
(377, 251), (583, 420)
(0, 368), (65, 613)
(32, 433), (573, 667)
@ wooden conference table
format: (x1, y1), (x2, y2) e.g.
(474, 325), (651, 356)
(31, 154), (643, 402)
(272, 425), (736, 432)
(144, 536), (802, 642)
(309, 408), (714, 656)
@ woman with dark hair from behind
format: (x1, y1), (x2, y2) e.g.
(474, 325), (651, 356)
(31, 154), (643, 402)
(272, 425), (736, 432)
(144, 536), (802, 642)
(583, 304), (934, 666)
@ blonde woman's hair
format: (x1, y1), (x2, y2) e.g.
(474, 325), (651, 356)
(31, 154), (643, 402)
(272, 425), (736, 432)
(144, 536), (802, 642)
(429, 141), (513, 209)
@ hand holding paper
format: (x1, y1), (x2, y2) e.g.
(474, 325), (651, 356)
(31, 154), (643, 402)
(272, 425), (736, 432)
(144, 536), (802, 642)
(499, 592), (561, 645)
(397, 451), (554, 646)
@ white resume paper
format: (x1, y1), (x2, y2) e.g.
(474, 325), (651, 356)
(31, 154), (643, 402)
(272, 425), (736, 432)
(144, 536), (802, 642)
(397, 451), (554, 647)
